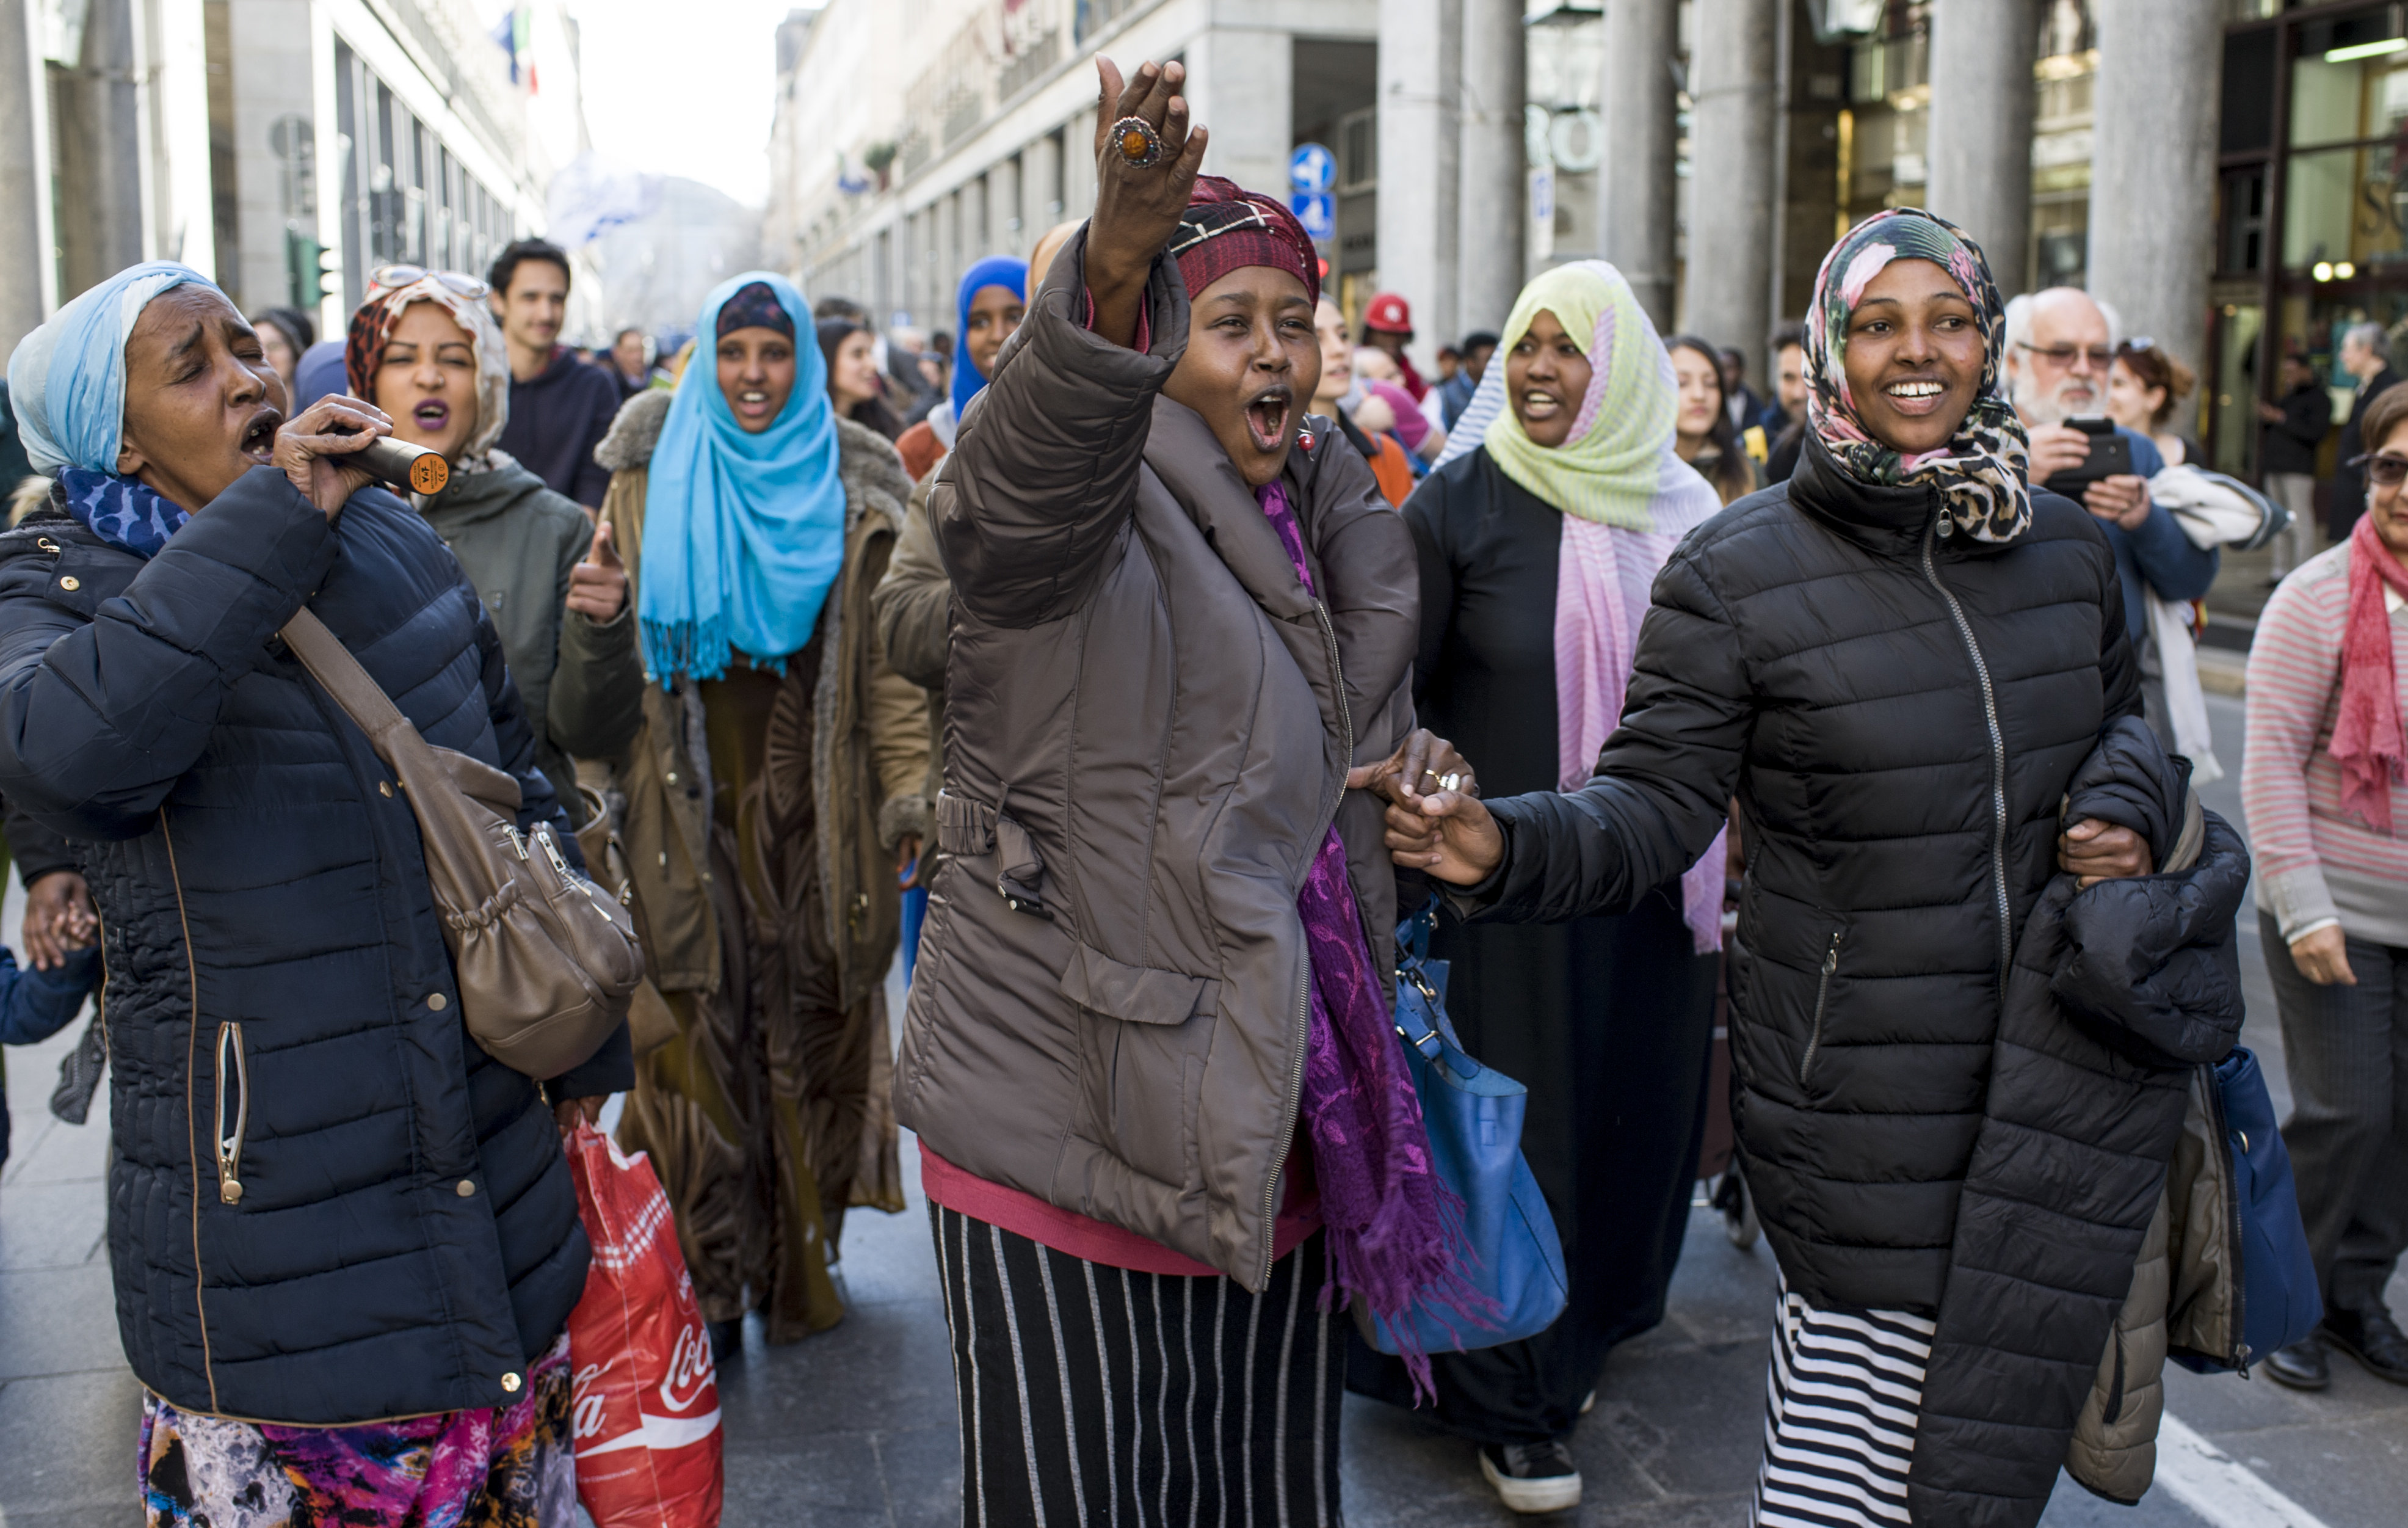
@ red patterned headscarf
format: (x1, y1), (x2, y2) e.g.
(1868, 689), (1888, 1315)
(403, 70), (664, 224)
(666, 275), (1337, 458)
(344, 275), (511, 465)
(1169, 176), (1319, 307)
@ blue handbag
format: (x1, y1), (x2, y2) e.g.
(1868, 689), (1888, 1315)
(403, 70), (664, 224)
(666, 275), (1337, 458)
(1359, 900), (1570, 1356)
(2170, 1047), (2323, 1373)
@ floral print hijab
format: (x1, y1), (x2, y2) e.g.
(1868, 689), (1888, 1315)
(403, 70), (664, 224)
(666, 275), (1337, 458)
(1805, 208), (2032, 542)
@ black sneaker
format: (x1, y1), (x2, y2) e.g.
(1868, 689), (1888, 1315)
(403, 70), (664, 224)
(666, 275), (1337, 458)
(2262, 1336), (2329, 1390)
(2323, 1306), (2408, 1386)
(1479, 1440), (1581, 1514)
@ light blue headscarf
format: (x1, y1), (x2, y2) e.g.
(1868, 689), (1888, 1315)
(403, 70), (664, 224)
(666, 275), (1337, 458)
(950, 255), (1027, 420)
(639, 271), (846, 682)
(8, 261), (215, 476)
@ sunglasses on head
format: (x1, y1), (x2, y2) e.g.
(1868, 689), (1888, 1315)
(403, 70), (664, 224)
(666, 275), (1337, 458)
(2349, 451), (2408, 487)
(2116, 337), (2158, 356)
(369, 264), (490, 300)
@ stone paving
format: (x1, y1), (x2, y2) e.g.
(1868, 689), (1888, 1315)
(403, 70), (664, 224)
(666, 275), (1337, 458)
(7, 696), (2408, 1527)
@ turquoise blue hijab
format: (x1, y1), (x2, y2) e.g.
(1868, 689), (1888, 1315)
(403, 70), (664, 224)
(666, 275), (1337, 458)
(950, 255), (1027, 419)
(639, 271), (846, 682)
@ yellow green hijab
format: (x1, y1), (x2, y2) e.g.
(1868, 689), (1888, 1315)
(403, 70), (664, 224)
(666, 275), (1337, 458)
(1448, 261), (1687, 531)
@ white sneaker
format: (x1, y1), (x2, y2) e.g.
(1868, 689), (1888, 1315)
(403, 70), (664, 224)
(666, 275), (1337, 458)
(1479, 1441), (1583, 1513)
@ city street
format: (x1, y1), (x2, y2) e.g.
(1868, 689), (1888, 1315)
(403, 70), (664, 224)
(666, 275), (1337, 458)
(4, 694), (2403, 1528)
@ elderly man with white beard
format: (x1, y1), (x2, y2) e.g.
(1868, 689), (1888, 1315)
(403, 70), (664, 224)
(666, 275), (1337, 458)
(2002, 286), (2219, 741)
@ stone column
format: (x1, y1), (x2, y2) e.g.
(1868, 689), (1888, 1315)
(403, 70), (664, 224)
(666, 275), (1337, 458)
(993, 152), (1022, 256)
(1033, 129), (1065, 224)
(1598, 0), (1677, 329)
(2088, 0), (2219, 380)
(1683, 0), (1777, 352)
(54, 0), (154, 298)
(1376, 0), (1460, 371)
(0, 0), (54, 350)
(1925, 0), (2037, 289)
(1456, 0), (1524, 336)
(1186, 25), (1293, 201)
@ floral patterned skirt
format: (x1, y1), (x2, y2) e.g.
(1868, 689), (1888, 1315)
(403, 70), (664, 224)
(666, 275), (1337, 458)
(136, 1333), (575, 1528)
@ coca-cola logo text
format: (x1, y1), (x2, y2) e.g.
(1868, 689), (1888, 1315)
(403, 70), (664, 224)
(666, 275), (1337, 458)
(571, 1360), (612, 1441)
(658, 1320), (716, 1413)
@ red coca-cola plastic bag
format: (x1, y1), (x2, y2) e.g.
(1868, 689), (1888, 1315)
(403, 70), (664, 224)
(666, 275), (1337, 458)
(565, 1122), (723, 1528)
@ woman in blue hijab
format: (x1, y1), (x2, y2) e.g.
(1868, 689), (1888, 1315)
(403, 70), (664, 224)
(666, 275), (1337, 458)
(561, 270), (930, 1355)
(893, 255), (1026, 483)
(0, 264), (626, 1522)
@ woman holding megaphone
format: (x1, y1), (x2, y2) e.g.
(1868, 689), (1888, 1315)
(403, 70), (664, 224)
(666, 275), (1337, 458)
(347, 264), (647, 818)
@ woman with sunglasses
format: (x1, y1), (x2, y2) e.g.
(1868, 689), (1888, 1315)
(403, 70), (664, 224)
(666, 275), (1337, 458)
(2250, 382), (2408, 1393)
(0, 261), (628, 1525)
(348, 267), (646, 817)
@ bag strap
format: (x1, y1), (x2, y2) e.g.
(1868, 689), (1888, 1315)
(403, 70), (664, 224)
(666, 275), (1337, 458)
(278, 607), (418, 770)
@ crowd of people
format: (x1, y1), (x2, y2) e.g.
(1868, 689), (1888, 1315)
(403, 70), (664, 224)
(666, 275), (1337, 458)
(0, 49), (2399, 1528)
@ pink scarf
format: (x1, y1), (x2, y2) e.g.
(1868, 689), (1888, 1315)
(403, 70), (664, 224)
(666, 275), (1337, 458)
(1556, 513), (1728, 951)
(2332, 512), (2408, 833)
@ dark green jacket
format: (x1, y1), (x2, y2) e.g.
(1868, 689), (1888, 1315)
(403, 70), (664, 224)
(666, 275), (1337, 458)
(415, 454), (643, 812)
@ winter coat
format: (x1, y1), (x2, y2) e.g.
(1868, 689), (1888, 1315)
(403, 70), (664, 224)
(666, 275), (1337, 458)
(498, 347), (623, 508)
(1465, 431), (2142, 1315)
(415, 453), (644, 815)
(869, 462), (949, 839)
(556, 391), (929, 1006)
(0, 468), (629, 1424)
(892, 227), (1420, 1290)
(1910, 717), (2249, 1528)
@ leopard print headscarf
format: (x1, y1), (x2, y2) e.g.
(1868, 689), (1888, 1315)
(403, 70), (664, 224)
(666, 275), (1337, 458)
(1805, 208), (2031, 543)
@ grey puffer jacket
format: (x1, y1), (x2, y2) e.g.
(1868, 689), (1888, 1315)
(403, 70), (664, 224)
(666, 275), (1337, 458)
(894, 228), (1418, 1289)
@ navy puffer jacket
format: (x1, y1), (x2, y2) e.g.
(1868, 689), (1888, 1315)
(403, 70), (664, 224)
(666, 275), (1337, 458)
(0, 467), (629, 1425)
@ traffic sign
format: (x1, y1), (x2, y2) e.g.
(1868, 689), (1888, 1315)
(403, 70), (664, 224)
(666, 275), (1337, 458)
(1289, 142), (1335, 194)
(1290, 191), (1335, 242)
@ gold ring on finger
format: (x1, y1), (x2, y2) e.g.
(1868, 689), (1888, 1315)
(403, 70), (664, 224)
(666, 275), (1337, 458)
(1109, 115), (1165, 169)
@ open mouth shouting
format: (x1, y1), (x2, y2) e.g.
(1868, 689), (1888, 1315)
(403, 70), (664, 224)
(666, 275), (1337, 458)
(732, 388), (777, 425)
(1882, 374), (1950, 417)
(412, 399), (451, 434)
(1243, 387), (1293, 453)
(239, 407), (283, 465)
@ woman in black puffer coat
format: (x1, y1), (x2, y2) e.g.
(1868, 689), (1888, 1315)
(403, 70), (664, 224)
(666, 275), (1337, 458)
(0, 264), (628, 1524)
(1356, 213), (2179, 1527)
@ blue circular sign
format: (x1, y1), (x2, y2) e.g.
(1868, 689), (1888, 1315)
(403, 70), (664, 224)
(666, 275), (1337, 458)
(1291, 191), (1336, 242)
(1289, 142), (1335, 194)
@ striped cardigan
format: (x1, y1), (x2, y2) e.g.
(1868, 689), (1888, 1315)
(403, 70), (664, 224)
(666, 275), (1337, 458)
(2242, 539), (2408, 948)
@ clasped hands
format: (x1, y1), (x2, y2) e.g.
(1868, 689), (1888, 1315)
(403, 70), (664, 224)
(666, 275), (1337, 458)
(1348, 729), (2155, 889)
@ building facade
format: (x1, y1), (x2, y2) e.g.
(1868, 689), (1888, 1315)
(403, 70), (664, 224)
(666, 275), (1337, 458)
(0, 0), (579, 362)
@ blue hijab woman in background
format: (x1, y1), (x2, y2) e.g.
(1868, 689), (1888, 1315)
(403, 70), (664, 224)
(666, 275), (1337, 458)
(569, 271), (929, 1356)
(893, 255), (1026, 483)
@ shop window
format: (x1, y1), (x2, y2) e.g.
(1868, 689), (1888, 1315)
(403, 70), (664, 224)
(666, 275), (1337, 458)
(2221, 31), (2276, 155)
(2290, 7), (2408, 148)
(2282, 143), (2407, 272)
(2221, 165), (2268, 274)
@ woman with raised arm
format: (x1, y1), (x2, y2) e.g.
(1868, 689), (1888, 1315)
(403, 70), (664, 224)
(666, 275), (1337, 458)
(893, 58), (1462, 1523)
(0, 262), (627, 1526)
(1358, 213), (2239, 1528)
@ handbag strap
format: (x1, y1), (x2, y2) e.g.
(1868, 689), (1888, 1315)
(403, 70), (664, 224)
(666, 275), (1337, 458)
(277, 606), (419, 771)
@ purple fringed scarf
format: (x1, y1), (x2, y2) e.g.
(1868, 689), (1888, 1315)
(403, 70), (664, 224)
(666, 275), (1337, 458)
(1260, 480), (1490, 1399)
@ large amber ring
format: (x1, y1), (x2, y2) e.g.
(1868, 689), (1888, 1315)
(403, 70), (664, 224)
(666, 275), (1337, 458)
(1109, 115), (1165, 169)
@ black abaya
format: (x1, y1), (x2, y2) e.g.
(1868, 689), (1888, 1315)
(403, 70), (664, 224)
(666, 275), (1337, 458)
(1347, 448), (1717, 1446)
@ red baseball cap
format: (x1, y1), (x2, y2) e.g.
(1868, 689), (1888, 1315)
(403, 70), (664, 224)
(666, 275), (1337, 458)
(1363, 292), (1413, 335)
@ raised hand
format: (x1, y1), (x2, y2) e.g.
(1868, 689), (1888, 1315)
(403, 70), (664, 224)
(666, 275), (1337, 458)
(567, 519), (629, 623)
(1086, 57), (1209, 348)
(274, 396), (394, 518)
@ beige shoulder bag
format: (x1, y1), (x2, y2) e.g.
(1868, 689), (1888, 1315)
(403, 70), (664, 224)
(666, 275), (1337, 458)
(280, 608), (644, 1079)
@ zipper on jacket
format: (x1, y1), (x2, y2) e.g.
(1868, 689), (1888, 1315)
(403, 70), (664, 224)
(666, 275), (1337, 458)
(1798, 931), (1843, 1084)
(214, 1022), (248, 1206)
(1256, 597), (1356, 1292)
(1919, 518), (2014, 1008)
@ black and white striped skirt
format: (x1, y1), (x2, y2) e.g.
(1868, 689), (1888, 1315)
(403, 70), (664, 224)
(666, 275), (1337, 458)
(1752, 1287), (1933, 1528)
(930, 1203), (1344, 1528)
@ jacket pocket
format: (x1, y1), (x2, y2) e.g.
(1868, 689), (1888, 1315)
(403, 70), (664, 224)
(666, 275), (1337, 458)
(213, 1021), (249, 1206)
(1064, 940), (1216, 1191)
(1797, 930), (1844, 1086)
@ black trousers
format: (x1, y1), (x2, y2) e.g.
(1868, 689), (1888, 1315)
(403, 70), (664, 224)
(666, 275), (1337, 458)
(931, 1204), (1344, 1527)
(1349, 884), (1717, 1444)
(2266, 912), (2408, 1314)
